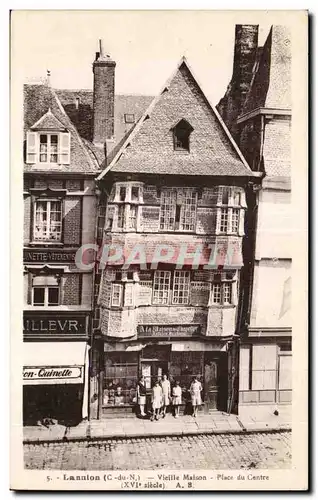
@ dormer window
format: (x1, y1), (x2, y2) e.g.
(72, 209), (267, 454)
(172, 119), (193, 152)
(39, 134), (58, 163)
(26, 109), (71, 166)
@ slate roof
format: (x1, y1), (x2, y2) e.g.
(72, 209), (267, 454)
(30, 108), (67, 131)
(55, 90), (154, 154)
(24, 84), (99, 174)
(241, 25), (291, 115)
(97, 58), (255, 180)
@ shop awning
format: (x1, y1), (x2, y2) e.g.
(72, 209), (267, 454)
(23, 342), (88, 386)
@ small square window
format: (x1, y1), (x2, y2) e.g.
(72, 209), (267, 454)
(124, 114), (135, 124)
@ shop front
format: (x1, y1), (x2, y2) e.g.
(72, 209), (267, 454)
(100, 340), (230, 418)
(23, 342), (90, 425)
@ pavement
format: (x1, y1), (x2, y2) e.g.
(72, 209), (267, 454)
(23, 405), (291, 444)
(24, 430), (292, 471)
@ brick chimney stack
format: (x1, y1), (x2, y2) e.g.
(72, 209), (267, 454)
(92, 39), (116, 147)
(232, 25), (259, 111)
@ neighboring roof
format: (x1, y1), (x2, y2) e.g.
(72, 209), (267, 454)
(241, 25), (291, 115)
(97, 57), (255, 180)
(55, 90), (153, 154)
(24, 84), (99, 174)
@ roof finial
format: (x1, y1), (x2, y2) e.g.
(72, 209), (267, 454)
(46, 69), (51, 87)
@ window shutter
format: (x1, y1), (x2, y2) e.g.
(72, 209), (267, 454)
(238, 209), (245, 236)
(26, 131), (37, 164)
(59, 132), (70, 164)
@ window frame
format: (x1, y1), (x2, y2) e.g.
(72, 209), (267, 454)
(172, 270), (191, 305)
(39, 133), (59, 164)
(159, 188), (197, 232)
(32, 284), (60, 307)
(33, 198), (63, 243)
(210, 271), (236, 306)
(152, 270), (171, 305)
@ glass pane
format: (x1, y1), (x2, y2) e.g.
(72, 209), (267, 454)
(48, 287), (59, 306)
(33, 287), (45, 306)
(40, 135), (47, 144)
(51, 135), (58, 144)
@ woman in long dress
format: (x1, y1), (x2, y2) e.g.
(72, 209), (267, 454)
(160, 374), (171, 418)
(151, 380), (163, 421)
(137, 376), (147, 417)
(189, 376), (202, 418)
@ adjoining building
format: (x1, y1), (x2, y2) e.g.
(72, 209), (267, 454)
(23, 47), (154, 424)
(94, 52), (260, 419)
(218, 25), (292, 410)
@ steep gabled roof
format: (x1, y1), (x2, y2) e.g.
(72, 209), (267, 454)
(24, 84), (99, 173)
(241, 25), (291, 115)
(97, 57), (255, 181)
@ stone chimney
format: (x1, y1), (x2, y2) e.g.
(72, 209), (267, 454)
(232, 25), (259, 111)
(92, 39), (116, 147)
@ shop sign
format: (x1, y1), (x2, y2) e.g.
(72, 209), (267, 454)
(23, 365), (82, 381)
(137, 324), (201, 337)
(23, 314), (87, 335)
(24, 249), (77, 263)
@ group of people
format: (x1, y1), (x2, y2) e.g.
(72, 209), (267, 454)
(137, 374), (203, 420)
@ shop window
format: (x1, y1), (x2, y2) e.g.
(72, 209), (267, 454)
(39, 134), (58, 163)
(103, 353), (138, 406)
(170, 351), (204, 402)
(33, 199), (62, 242)
(159, 188), (197, 232)
(172, 270), (190, 305)
(32, 275), (60, 306)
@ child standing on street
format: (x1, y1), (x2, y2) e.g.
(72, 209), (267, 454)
(151, 380), (163, 421)
(160, 374), (171, 418)
(190, 376), (202, 418)
(172, 380), (182, 418)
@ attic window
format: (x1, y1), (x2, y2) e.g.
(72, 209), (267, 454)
(75, 97), (81, 110)
(124, 114), (135, 124)
(173, 119), (193, 152)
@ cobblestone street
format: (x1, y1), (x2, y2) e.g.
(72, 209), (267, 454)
(24, 431), (291, 470)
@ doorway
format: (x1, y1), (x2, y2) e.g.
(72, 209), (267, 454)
(141, 361), (169, 389)
(204, 353), (227, 411)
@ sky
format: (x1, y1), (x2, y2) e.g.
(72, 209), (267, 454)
(12, 11), (275, 105)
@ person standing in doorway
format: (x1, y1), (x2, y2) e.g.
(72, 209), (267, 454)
(137, 376), (147, 417)
(190, 376), (202, 418)
(160, 374), (171, 418)
(172, 380), (182, 418)
(151, 380), (163, 421)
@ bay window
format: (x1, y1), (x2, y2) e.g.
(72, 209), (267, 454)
(33, 199), (62, 242)
(153, 271), (170, 305)
(112, 183), (143, 231)
(210, 271), (236, 306)
(159, 188), (197, 232)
